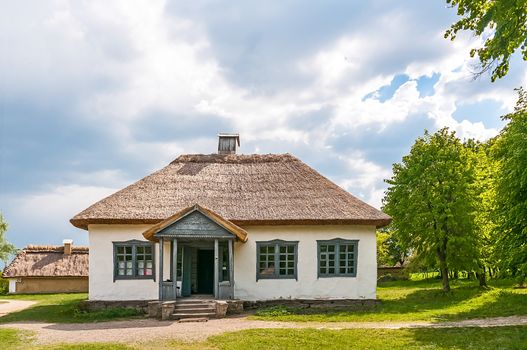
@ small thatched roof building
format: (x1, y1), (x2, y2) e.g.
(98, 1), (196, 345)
(70, 153), (391, 229)
(70, 134), (391, 304)
(3, 241), (89, 294)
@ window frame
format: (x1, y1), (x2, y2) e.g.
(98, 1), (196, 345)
(317, 238), (358, 278)
(256, 239), (298, 281)
(113, 240), (156, 281)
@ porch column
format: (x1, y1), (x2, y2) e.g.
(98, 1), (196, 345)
(172, 239), (178, 300)
(158, 237), (164, 300)
(214, 239), (219, 298)
(228, 239), (234, 287)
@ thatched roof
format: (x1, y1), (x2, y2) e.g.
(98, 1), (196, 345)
(2, 245), (89, 278)
(71, 153), (391, 229)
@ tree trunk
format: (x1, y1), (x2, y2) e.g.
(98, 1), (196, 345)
(440, 263), (450, 292)
(476, 270), (487, 287)
(437, 248), (450, 292)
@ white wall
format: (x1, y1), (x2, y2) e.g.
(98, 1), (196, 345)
(88, 223), (377, 301)
(88, 224), (159, 301)
(233, 225), (377, 301)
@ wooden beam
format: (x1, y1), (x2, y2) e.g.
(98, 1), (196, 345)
(214, 239), (219, 299)
(228, 239), (234, 287)
(172, 239), (178, 300)
(158, 238), (164, 300)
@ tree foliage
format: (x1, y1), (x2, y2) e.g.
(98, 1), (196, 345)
(492, 88), (527, 283)
(376, 228), (410, 267)
(445, 0), (527, 81)
(383, 128), (479, 291)
(0, 214), (16, 264)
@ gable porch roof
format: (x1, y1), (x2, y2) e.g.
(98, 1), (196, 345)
(142, 204), (249, 243)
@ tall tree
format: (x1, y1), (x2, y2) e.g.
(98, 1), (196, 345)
(467, 138), (498, 286)
(0, 214), (17, 264)
(383, 128), (479, 292)
(493, 88), (527, 285)
(445, 0), (527, 81)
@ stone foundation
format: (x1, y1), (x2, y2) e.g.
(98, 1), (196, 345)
(226, 300), (244, 314)
(243, 298), (379, 310)
(78, 300), (152, 313)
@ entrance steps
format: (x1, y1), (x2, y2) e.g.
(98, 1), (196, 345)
(172, 299), (216, 320)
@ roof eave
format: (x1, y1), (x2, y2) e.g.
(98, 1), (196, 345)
(73, 217), (392, 231)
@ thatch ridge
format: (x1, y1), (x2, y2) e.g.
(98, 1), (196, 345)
(71, 153), (391, 229)
(172, 153), (295, 164)
(3, 245), (89, 278)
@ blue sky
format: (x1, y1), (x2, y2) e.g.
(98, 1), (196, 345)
(1, 0), (525, 253)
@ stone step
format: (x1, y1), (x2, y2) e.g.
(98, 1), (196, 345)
(173, 312), (216, 319)
(176, 299), (214, 304)
(178, 317), (209, 323)
(174, 307), (216, 314)
(175, 303), (214, 308)
(175, 305), (216, 310)
(175, 302), (215, 308)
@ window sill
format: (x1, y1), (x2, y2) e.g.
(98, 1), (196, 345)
(317, 275), (357, 278)
(256, 276), (297, 281)
(114, 276), (156, 281)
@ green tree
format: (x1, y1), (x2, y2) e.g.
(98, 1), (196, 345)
(445, 0), (527, 81)
(0, 214), (16, 264)
(383, 128), (479, 292)
(493, 88), (527, 285)
(467, 138), (498, 286)
(377, 228), (410, 267)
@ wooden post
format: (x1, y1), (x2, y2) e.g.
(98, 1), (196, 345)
(172, 239), (178, 300)
(158, 238), (164, 300)
(214, 239), (219, 299)
(228, 239), (234, 287)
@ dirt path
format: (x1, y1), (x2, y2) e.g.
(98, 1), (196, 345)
(1, 315), (526, 345)
(0, 300), (36, 317)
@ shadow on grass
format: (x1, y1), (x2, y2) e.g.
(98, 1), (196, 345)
(256, 286), (480, 317)
(439, 288), (527, 322)
(0, 297), (143, 324)
(255, 281), (527, 322)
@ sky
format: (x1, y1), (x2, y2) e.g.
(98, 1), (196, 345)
(1, 0), (526, 253)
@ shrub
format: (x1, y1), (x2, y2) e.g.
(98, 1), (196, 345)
(0, 272), (8, 295)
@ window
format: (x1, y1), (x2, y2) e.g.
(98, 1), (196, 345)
(219, 241), (230, 282)
(256, 240), (298, 280)
(318, 239), (358, 277)
(113, 240), (155, 280)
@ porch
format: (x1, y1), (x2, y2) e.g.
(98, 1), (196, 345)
(158, 237), (234, 301)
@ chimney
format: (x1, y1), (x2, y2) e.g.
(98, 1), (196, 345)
(63, 239), (73, 255)
(218, 133), (240, 154)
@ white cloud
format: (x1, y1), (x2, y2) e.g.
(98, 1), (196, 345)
(3, 0), (527, 247)
(4, 184), (118, 246)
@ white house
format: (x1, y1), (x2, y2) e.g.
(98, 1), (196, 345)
(71, 134), (391, 305)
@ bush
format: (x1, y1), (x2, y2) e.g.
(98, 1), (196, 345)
(0, 272), (8, 295)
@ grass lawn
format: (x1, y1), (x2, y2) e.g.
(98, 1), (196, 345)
(0, 278), (525, 325)
(2, 326), (527, 350)
(0, 328), (34, 349)
(0, 294), (142, 324)
(253, 277), (527, 322)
